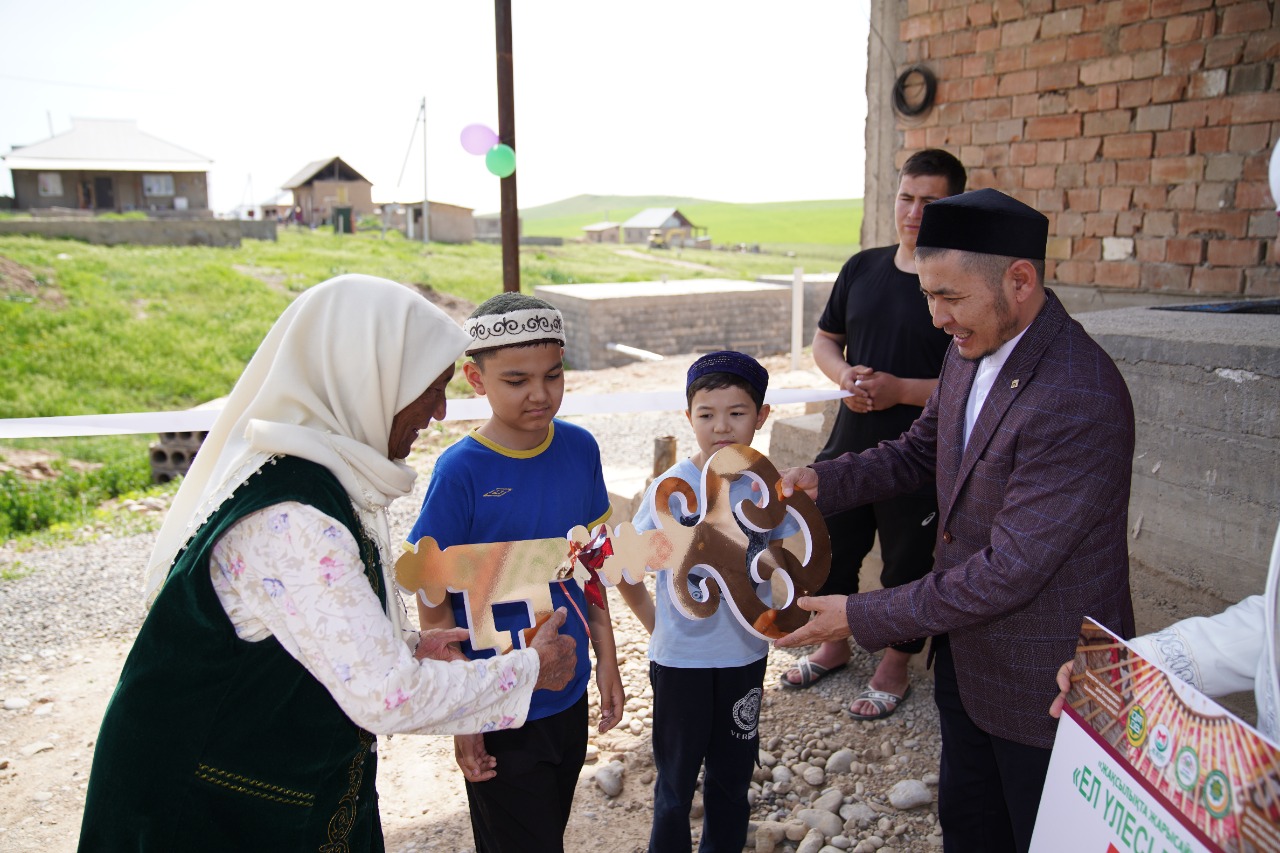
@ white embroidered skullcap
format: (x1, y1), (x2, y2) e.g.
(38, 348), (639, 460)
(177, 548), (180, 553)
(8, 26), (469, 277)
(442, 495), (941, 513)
(463, 296), (565, 354)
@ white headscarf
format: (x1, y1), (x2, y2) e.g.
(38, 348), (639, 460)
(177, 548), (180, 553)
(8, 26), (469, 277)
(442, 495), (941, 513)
(144, 274), (472, 633)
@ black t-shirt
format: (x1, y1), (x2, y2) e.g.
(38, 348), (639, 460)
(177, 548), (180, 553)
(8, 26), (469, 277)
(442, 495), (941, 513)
(815, 245), (951, 461)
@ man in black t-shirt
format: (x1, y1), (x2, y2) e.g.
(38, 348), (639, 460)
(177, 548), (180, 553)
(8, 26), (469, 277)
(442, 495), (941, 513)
(781, 150), (966, 720)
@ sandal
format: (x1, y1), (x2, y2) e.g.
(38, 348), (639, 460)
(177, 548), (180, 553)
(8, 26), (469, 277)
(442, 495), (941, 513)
(779, 656), (847, 689)
(845, 684), (911, 721)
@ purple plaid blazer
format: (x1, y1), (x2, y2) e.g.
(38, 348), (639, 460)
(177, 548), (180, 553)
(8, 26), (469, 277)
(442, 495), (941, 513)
(811, 290), (1135, 749)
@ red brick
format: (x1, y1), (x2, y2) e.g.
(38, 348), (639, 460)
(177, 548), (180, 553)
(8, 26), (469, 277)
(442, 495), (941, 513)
(1152, 156), (1206, 184)
(1066, 33), (1106, 61)
(953, 28), (978, 55)
(1222, 1), (1273, 35)
(1034, 93), (1067, 116)
(1164, 14), (1202, 43)
(1152, 75), (1188, 104)
(1205, 38), (1247, 69)
(930, 34), (955, 59)
(1135, 104), (1173, 132)
(1067, 88), (1100, 113)
(1227, 92), (1280, 124)
(1057, 163), (1086, 188)
(1155, 130), (1193, 157)
(1038, 189), (1066, 212)
(1194, 127), (1231, 155)
(1054, 260), (1096, 285)
(902, 13), (943, 41)
(1087, 161), (1118, 186)
(1085, 212), (1120, 236)
(994, 0), (1026, 21)
(1065, 137), (1101, 162)
(943, 6), (969, 33)
(1067, 188), (1101, 211)
(1002, 17), (1041, 46)
(1170, 101), (1209, 129)
(1038, 139), (1067, 162)
(969, 167), (997, 187)
(984, 145), (1012, 167)
(1207, 239), (1264, 266)
(959, 146), (984, 167)
(1103, 133), (1155, 159)
(1024, 164), (1057, 188)
(1095, 261), (1141, 288)
(968, 3), (995, 27)
(1101, 187), (1134, 211)
(996, 46), (1026, 74)
(1248, 211), (1279, 239)
(1133, 186), (1168, 210)
(1144, 211), (1178, 237)
(987, 97), (1013, 121)
(974, 76), (999, 98)
(907, 0), (930, 15)
(1117, 80), (1154, 109)
(962, 54), (989, 77)
(1041, 9), (1083, 38)
(1236, 180), (1275, 210)
(1119, 22), (1164, 52)
(1118, 210), (1144, 237)
(999, 69), (1038, 96)
(1140, 264), (1192, 291)
(1057, 211), (1087, 237)
(1081, 56), (1135, 86)
(1191, 267), (1245, 294)
(1026, 40), (1067, 69)
(1196, 182), (1234, 211)
(1242, 151), (1273, 182)
(1025, 114), (1082, 140)
(1165, 237), (1205, 264)
(1135, 238), (1167, 262)
(1085, 0), (1156, 28)
(973, 121), (999, 145)
(1180, 212), (1250, 238)
(975, 27), (1001, 55)
(939, 78), (975, 102)
(1243, 30), (1280, 64)
(1164, 43), (1205, 76)
(1097, 85), (1119, 111)
(1150, 0), (1213, 16)
(1083, 110), (1133, 136)
(1040, 63), (1081, 91)
(1117, 160), (1152, 185)
(1009, 93), (1036, 118)
(1167, 184), (1198, 210)
(1132, 50), (1164, 80)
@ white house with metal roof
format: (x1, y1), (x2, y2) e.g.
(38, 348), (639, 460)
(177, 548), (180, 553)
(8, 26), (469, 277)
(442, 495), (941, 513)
(3, 118), (212, 213)
(620, 207), (699, 244)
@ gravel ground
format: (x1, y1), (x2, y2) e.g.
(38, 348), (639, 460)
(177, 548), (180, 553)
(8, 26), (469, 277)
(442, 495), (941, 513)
(0, 353), (946, 852)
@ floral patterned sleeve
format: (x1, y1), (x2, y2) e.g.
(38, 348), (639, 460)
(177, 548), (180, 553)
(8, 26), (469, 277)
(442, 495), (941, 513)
(209, 501), (538, 736)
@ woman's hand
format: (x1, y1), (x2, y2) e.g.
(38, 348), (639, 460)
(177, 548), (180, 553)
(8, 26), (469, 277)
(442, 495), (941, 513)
(454, 733), (497, 782)
(414, 627), (470, 662)
(531, 608), (577, 692)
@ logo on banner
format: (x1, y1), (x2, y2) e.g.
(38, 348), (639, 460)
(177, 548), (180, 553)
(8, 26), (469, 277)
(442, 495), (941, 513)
(1146, 723), (1173, 768)
(1202, 769), (1232, 818)
(1175, 745), (1200, 792)
(1125, 705), (1148, 748)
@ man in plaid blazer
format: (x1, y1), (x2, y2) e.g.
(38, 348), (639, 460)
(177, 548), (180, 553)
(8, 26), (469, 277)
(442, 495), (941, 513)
(778, 189), (1135, 853)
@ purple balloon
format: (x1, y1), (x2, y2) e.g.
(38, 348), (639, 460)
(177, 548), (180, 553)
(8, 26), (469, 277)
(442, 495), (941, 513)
(460, 124), (499, 156)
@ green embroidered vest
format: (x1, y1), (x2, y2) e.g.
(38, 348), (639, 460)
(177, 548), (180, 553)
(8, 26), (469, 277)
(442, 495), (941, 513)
(79, 456), (387, 852)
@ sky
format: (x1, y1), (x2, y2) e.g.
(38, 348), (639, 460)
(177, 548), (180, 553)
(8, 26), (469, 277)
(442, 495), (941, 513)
(0, 0), (870, 215)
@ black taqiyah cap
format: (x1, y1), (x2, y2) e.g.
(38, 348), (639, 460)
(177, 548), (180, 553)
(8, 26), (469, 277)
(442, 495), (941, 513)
(916, 188), (1049, 260)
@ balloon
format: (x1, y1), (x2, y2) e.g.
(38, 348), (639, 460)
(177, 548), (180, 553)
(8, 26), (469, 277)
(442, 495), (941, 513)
(485, 143), (516, 178)
(460, 124), (499, 156)
(1269, 139), (1280, 214)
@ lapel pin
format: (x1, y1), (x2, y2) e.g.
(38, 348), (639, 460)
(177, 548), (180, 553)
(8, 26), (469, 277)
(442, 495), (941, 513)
(1010, 379), (1020, 389)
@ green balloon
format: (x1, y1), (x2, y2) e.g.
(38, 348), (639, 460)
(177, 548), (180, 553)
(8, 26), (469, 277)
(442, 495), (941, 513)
(485, 143), (516, 178)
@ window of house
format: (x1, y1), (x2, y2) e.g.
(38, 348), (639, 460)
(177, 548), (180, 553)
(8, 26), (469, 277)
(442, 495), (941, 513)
(37, 173), (63, 196)
(143, 174), (175, 197)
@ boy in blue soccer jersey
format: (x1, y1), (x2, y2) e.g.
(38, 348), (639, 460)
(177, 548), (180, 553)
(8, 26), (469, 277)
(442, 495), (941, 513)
(406, 293), (623, 853)
(618, 351), (797, 853)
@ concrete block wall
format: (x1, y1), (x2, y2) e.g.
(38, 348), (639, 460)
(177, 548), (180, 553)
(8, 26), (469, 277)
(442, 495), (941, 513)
(879, 0), (1279, 299)
(535, 280), (794, 369)
(149, 431), (208, 484)
(0, 219), (244, 247)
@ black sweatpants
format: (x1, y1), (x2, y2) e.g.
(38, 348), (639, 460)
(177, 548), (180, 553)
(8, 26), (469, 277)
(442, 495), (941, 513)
(818, 490), (938, 655)
(648, 658), (766, 853)
(465, 694), (588, 853)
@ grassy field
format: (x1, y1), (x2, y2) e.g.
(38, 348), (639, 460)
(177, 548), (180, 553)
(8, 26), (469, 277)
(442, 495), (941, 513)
(483, 194), (862, 252)
(0, 224), (857, 540)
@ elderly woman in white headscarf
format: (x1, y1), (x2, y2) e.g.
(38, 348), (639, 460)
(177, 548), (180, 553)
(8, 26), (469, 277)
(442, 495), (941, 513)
(78, 275), (576, 852)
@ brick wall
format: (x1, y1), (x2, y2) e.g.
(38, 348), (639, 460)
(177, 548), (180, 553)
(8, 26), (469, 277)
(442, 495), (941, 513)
(893, 0), (1280, 298)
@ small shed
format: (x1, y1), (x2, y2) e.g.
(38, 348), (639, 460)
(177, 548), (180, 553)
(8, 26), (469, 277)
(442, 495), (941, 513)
(581, 221), (621, 244)
(373, 191), (476, 244)
(621, 208), (700, 244)
(282, 157), (374, 228)
(3, 118), (212, 213)
(474, 214), (522, 242)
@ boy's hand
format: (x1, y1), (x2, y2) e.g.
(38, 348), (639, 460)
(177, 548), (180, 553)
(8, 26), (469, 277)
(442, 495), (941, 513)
(454, 733), (497, 782)
(531, 607), (577, 692)
(414, 627), (469, 662)
(596, 660), (625, 734)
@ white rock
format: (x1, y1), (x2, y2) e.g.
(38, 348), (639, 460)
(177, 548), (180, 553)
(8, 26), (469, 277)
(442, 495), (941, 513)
(795, 808), (843, 838)
(33, 704), (52, 717)
(594, 762), (624, 797)
(841, 802), (878, 831)
(628, 718), (644, 735)
(802, 765), (826, 787)
(784, 820), (810, 841)
(922, 772), (940, 786)
(20, 741), (54, 757)
(812, 788), (844, 814)
(796, 828), (825, 853)
(887, 779), (932, 810)
(829, 836), (852, 850)
(825, 748), (856, 775)
(3, 697), (30, 711)
(32, 791), (52, 802)
(583, 743), (599, 764)
(771, 765), (793, 785)
(758, 749), (778, 767)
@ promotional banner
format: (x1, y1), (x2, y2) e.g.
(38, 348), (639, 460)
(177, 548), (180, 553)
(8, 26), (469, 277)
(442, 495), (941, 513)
(1032, 619), (1280, 853)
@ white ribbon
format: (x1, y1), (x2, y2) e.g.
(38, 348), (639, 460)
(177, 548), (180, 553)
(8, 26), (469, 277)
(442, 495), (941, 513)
(0, 389), (851, 439)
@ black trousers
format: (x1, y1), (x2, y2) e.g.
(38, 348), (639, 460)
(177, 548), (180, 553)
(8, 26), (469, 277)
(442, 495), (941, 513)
(819, 490), (938, 655)
(465, 694), (588, 853)
(648, 658), (766, 853)
(933, 636), (1053, 853)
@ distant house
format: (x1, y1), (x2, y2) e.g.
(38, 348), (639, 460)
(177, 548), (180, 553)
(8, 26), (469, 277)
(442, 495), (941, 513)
(260, 191), (294, 222)
(282, 157), (373, 227)
(372, 190), (476, 244)
(581, 221), (620, 244)
(3, 118), (212, 213)
(621, 208), (701, 244)
(474, 214), (522, 242)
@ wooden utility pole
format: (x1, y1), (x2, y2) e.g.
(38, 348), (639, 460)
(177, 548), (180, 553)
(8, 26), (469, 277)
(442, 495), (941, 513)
(495, 0), (519, 292)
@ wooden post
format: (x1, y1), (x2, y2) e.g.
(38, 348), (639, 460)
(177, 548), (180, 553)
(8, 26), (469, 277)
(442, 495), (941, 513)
(495, 0), (520, 292)
(653, 436), (678, 478)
